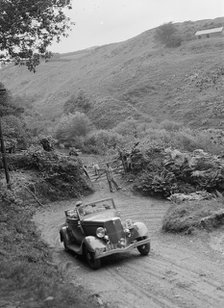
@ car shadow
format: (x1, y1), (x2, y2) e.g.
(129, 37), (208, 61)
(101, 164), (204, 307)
(64, 249), (149, 270)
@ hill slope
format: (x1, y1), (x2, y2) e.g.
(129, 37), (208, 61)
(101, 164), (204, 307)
(1, 17), (224, 130)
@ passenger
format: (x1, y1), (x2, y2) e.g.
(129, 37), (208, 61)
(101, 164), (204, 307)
(93, 163), (100, 176)
(105, 163), (121, 193)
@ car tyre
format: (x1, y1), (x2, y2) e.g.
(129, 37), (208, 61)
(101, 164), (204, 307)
(84, 247), (101, 270)
(137, 238), (150, 256)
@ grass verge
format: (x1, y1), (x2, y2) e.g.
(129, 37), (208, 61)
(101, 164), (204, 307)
(0, 194), (99, 308)
(162, 198), (224, 233)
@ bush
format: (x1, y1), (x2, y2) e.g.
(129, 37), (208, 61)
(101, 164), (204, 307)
(1, 115), (29, 150)
(113, 118), (152, 140)
(113, 118), (139, 137)
(162, 199), (224, 233)
(55, 112), (92, 144)
(63, 90), (92, 114)
(143, 127), (173, 147)
(89, 96), (141, 129)
(0, 83), (24, 117)
(1, 147), (93, 201)
(129, 144), (224, 198)
(134, 169), (178, 197)
(154, 22), (182, 48)
(174, 131), (198, 152)
(0, 195), (98, 307)
(160, 120), (182, 132)
(83, 129), (124, 154)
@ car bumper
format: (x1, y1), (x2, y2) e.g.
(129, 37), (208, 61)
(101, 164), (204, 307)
(95, 238), (150, 259)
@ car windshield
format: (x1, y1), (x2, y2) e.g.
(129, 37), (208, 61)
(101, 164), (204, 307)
(77, 198), (115, 217)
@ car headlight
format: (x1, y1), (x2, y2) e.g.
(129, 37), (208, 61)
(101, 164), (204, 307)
(96, 227), (106, 238)
(124, 228), (131, 237)
(119, 238), (126, 247)
(125, 219), (134, 229)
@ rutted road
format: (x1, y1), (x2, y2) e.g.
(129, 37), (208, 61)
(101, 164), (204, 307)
(34, 188), (224, 308)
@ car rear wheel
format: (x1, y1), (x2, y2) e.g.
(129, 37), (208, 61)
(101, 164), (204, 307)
(84, 247), (101, 270)
(137, 238), (150, 256)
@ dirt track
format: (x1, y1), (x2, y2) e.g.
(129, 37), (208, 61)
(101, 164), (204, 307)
(34, 181), (224, 308)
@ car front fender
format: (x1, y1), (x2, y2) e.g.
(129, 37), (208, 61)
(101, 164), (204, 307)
(133, 222), (149, 238)
(59, 226), (68, 242)
(83, 236), (106, 253)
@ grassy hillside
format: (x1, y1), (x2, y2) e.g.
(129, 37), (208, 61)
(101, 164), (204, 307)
(1, 17), (224, 131)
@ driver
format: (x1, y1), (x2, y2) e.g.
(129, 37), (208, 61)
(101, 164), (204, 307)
(103, 203), (112, 210)
(75, 201), (85, 216)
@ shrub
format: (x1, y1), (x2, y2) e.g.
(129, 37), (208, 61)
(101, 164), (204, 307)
(55, 112), (92, 144)
(83, 129), (124, 154)
(154, 22), (182, 48)
(0, 83), (24, 117)
(1, 115), (29, 149)
(174, 131), (198, 152)
(134, 169), (178, 197)
(1, 147), (93, 201)
(63, 90), (92, 114)
(128, 143), (224, 198)
(160, 119), (182, 132)
(0, 195), (98, 307)
(194, 130), (224, 155)
(113, 118), (152, 139)
(113, 118), (138, 137)
(143, 127), (172, 147)
(162, 199), (224, 233)
(39, 135), (55, 152)
(89, 96), (141, 129)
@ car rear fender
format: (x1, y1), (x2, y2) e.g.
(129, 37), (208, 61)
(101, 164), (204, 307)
(60, 226), (68, 242)
(83, 236), (106, 253)
(133, 222), (148, 238)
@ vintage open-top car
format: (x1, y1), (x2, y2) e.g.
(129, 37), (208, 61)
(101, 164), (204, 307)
(59, 198), (150, 269)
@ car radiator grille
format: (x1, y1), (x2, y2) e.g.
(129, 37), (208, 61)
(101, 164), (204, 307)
(105, 218), (124, 244)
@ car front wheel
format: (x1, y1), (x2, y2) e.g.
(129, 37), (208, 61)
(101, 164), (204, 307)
(137, 238), (150, 256)
(84, 247), (101, 270)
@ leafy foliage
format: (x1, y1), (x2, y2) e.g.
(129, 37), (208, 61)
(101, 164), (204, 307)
(90, 96), (142, 129)
(0, 192), (98, 307)
(134, 170), (177, 198)
(2, 147), (92, 200)
(63, 90), (92, 114)
(154, 22), (182, 48)
(162, 199), (224, 233)
(83, 129), (124, 154)
(55, 112), (92, 144)
(1, 115), (29, 149)
(39, 135), (55, 151)
(159, 120), (182, 132)
(0, 0), (73, 71)
(131, 146), (224, 198)
(113, 118), (140, 137)
(0, 83), (29, 150)
(0, 83), (24, 117)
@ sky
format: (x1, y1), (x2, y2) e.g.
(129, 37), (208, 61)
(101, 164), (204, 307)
(51, 0), (224, 53)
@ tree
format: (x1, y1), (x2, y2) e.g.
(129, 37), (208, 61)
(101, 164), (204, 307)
(0, 83), (29, 149)
(0, 83), (24, 117)
(154, 22), (182, 48)
(0, 0), (73, 71)
(63, 90), (92, 114)
(1, 114), (29, 148)
(55, 112), (92, 144)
